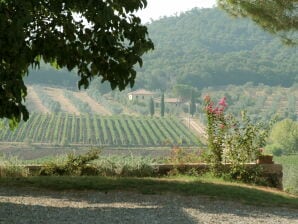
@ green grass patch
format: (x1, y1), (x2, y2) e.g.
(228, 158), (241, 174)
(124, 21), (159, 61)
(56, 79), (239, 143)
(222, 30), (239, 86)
(0, 176), (297, 208)
(274, 155), (298, 195)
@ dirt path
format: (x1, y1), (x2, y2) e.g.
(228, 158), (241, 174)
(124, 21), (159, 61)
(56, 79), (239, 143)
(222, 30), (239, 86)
(27, 86), (50, 113)
(182, 117), (206, 138)
(72, 91), (112, 115)
(0, 187), (297, 224)
(44, 87), (80, 115)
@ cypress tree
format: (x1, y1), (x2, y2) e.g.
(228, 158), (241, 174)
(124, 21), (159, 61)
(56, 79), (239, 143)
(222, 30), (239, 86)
(149, 97), (155, 117)
(161, 93), (165, 117)
(190, 90), (196, 117)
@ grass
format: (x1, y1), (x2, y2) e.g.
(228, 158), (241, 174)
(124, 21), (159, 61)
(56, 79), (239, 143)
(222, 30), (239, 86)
(274, 155), (298, 195)
(0, 175), (297, 209)
(0, 151), (297, 208)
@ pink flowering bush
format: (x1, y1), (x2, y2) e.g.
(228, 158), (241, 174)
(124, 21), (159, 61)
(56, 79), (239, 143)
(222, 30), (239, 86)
(204, 96), (271, 180)
(204, 96), (228, 172)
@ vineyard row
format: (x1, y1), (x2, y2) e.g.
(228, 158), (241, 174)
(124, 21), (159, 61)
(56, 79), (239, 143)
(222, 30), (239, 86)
(0, 113), (201, 147)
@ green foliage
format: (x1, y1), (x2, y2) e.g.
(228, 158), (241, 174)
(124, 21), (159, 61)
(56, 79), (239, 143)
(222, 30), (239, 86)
(269, 119), (298, 154)
(40, 149), (100, 176)
(200, 84), (298, 123)
(204, 96), (271, 181)
(38, 152), (158, 177)
(225, 164), (263, 184)
(189, 90), (196, 116)
(94, 155), (158, 177)
(204, 96), (227, 172)
(0, 154), (29, 177)
(160, 93), (165, 117)
(26, 61), (78, 87)
(274, 155), (298, 195)
(173, 84), (199, 101)
(225, 112), (270, 164)
(218, 0), (298, 45)
(149, 97), (155, 116)
(0, 0), (154, 124)
(136, 8), (297, 90)
(166, 147), (203, 164)
(265, 144), (283, 157)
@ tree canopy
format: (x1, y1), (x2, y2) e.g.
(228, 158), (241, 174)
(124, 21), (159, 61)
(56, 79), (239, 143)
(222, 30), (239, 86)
(268, 119), (298, 154)
(218, 0), (298, 45)
(0, 0), (153, 125)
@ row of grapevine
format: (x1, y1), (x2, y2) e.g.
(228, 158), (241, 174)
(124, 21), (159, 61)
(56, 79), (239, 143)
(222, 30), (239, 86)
(34, 87), (62, 112)
(64, 91), (92, 114)
(0, 114), (202, 147)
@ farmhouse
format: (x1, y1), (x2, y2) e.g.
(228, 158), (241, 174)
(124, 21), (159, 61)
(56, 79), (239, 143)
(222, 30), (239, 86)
(127, 89), (156, 101)
(154, 97), (182, 107)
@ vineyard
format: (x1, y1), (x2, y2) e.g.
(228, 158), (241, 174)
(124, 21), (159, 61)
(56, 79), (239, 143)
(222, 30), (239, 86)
(0, 113), (201, 147)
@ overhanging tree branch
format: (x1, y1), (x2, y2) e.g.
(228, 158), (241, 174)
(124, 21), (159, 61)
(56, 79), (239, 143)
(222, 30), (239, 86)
(0, 0), (154, 125)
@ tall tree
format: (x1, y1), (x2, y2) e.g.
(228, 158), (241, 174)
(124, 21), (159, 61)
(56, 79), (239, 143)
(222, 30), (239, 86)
(149, 97), (155, 117)
(0, 0), (154, 126)
(160, 93), (165, 117)
(269, 118), (298, 154)
(218, 0), (298, 45)
(189, 90), (196, 117)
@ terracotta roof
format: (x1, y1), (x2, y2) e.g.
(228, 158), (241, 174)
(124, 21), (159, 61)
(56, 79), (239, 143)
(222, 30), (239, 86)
(128, 89), (155, 95)
(154, 97), (181, 103)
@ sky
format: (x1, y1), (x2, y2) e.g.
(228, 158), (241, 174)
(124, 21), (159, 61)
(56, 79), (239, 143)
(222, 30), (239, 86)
(137, 0), (217, 23)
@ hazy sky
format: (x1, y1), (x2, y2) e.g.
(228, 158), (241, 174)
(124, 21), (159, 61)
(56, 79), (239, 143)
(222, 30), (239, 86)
(137, 0), (217, 22)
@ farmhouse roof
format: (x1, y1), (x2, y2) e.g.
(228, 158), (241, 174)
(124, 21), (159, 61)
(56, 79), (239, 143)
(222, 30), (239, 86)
(154, 97), (181, 103)
(128, 89), (155, 95)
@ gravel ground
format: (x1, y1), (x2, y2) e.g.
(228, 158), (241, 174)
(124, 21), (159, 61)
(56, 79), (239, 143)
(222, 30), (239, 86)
(0, 187), (297, 224)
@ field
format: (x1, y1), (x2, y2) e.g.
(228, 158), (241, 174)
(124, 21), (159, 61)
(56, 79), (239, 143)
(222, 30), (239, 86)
(274, 155), (298, 195)
(0, 113), (201, 147)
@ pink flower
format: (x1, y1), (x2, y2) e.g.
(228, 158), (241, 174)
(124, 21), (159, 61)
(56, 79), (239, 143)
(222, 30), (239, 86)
(213, 107), (222, 115)
(218, 97), (227, 107)
(206, 105), (213, 113)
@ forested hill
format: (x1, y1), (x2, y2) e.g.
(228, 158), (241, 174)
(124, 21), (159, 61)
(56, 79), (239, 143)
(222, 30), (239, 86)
(25, 61), (78, 88)
(135, 8), (298, 90)
(26, 7), (297, 90)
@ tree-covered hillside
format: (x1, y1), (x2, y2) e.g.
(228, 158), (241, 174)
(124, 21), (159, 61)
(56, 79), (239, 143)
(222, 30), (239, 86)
(26, 8), (297, 90)
(25, 61), (79, 88)
(135, 8), (298, 90)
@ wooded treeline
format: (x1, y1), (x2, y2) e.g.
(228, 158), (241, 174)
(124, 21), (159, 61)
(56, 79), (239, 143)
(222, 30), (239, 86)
(26, 8), (298, 90)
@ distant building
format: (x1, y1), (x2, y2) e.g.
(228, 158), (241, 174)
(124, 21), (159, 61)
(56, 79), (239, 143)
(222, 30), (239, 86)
(127, 89), (155, 101)
(154, 97), (182, 107)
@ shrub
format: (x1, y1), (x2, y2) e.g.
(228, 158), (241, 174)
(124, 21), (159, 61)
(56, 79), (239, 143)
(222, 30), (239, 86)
(94, 155), (158, 177)
(225, 164), (263, 184)
(166, 147), (203, 164)
(40, 149), (100, 176)
(203, 95), (271, 182)
(265, 144), (283, 156)
(0, 154), (29, 177)
(203, 96), (228, 172)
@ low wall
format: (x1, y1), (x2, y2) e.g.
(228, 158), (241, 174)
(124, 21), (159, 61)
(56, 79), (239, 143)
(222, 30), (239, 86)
(152, 163), (283, 189)
(24, 163), (283, 189)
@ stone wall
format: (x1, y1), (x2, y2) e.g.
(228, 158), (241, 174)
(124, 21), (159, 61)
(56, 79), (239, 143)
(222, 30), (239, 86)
(152, 163), (283, 189)
(25, 163), (283, 189)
